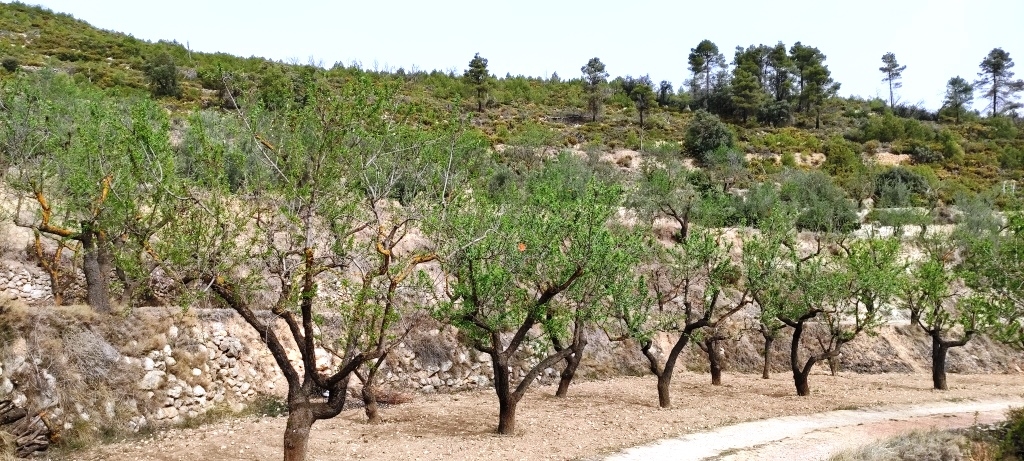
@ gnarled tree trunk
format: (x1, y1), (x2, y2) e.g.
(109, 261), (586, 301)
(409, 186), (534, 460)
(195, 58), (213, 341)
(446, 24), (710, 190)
(80, 227), (112, 312)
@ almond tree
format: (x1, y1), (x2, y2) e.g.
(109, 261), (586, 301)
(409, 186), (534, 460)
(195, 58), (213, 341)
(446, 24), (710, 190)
(163, 76), (459, 461)
(4, 72), (178, 310)
(431, 154), (629, 434)
(615, 227), (749, 408)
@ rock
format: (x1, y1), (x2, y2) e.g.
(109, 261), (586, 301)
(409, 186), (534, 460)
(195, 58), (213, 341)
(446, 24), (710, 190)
(166, 386), (183, 399)
(192, 368), (202, 377)
(0, 377), (12, 396)
(193, 385), (206, 397)
(165, 356), (177, 367)
(421, 385), (435, 393)
(143, 357), (155, 371)
(157, 406), (178, 420)
(441, 360), (453, 373)
(139, 370), (166, 390)
(162, 345), (173, 357)
(167, 325), (179, 339)
(239, 382), (251, 394)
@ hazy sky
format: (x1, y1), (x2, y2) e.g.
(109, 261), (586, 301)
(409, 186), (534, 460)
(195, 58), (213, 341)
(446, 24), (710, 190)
(16, 0), (1024, 110)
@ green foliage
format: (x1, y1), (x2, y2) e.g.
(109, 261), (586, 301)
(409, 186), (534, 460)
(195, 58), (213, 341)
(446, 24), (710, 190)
(1000, 407), (1024, 459)
(822, 135), (861, 175)
(976, 48), (1024, 117)
(942, 76), (974, 124)
(780, 170), (859, 232)
(982, 116), (1019, 140)
(747, 127), (822, 153)
(859, 112), (935, 143)
(581, 57), (609, 122)
(464, 52), (491, 111)
(143, 51), (180, 97)
(865, 208), (932, 229)
(873, 167), (930, 207)
(1, 56), (17, 72)
(684, 110), (734, 163)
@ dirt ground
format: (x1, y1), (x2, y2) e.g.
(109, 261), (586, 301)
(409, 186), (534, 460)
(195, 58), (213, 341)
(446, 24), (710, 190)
(60, 370), (1023, 461)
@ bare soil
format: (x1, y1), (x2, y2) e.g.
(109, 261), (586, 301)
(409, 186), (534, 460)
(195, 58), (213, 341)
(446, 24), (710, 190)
(62, 371), (1023, 461)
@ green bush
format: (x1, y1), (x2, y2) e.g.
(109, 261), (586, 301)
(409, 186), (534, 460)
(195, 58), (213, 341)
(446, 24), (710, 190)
(874, 167), (930, 207)
(823, 135), (861, 175)
(780, 170), (859, 232)
(1, 57), (18, 72)
(861, 112), (904, 142)
(1000, 406), (1024, 459)
(143, 51), (180, 97)
(685, 109), (734, 163)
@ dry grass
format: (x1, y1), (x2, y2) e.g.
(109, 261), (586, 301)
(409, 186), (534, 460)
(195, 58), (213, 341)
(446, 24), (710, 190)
(828, 430), (971, 461)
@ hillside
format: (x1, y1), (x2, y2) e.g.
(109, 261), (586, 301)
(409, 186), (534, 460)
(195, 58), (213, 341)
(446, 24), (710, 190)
(0, 3), (1023, 460)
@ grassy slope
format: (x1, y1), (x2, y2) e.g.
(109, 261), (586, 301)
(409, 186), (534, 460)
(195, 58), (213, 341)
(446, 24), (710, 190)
(0, 2), (1022, 202)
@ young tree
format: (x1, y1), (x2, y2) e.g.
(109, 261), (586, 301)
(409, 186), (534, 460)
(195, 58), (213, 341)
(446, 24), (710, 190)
(626, 228), (750, 407)
(431, 154), (629, 434)
(879, 52), (906, 108)
(629, 77), (657, 128)
(581, 57), (609, 121)
(902, 237), (992, 390)
(464, 52), (491, 111)
(684, 109), (735, 163)
(657, 80), (674, 107)
(942, 76), (974, 124)
(976, 48), (1024, 117)
(688, 40), (726, 109)
(547, 224), (647, 397)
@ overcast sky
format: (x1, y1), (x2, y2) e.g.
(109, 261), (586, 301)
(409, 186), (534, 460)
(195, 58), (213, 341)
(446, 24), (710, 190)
(15, 0), (1024, 111)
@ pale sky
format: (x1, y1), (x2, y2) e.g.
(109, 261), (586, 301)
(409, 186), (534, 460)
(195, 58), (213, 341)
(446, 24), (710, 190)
(14, 0), (1024, 111)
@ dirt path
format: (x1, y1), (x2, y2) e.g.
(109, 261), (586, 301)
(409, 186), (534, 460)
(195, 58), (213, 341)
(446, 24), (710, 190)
(606, 398), (1024, 461)
(62, 372), (1023, 461)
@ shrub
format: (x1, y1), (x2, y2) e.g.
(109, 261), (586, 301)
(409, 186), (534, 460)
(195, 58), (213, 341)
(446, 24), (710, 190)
(861, 113), (904, 143)
(143, 51), (180, 97)
(758, 99), (791, 127)
(780, 170), (859, 232)
(874, 167), (930, 207)
(984, 116), (1019, 140)
(685, 110), (734, 163)
(1000, 406), (1024, 459)
(1, 57), (18, 73)
(823, 135), (861, 175)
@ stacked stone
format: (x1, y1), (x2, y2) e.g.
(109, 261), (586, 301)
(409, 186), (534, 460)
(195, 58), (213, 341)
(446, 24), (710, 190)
(0, 264), (51, 303)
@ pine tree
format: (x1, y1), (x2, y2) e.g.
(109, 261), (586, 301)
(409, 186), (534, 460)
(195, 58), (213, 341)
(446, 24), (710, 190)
(942, 76), (974, 124)
(581, 57), (609, 122)
(464, 53), (491, 112)
(879, 52), (906, 108)
(976, 48), (1024, 117)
